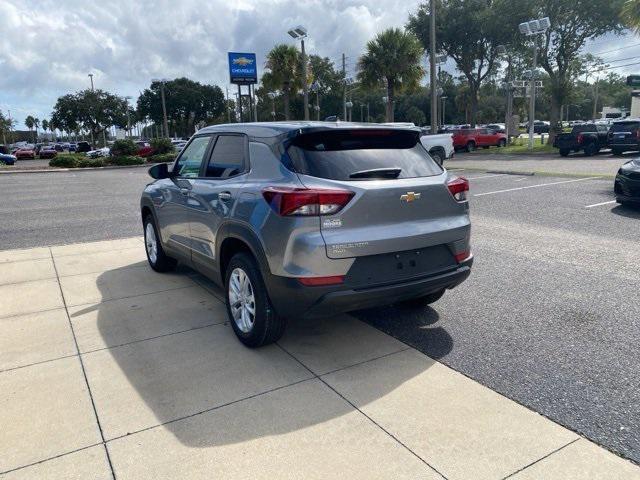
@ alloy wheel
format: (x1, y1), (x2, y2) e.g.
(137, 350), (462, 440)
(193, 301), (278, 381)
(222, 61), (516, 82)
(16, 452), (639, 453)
(228, 267), (256, 333)
(145, 222), (158, 264)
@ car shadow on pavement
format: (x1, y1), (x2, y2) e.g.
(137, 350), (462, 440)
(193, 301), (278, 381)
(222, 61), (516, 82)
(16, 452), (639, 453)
(353, 302), (453, 360)
(85, 264), (434, 447)
(610, 204), (640, 219)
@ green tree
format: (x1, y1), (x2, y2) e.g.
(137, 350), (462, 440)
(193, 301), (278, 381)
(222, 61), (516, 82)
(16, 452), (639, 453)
(622, 0), (640, 32)
(357, 28), (424, 122)
(33, 118), (40, 141)
(0, 111), (15, 144)
(408, 0), (529, 126)
(137, 78), (225, 137)
(24, 115), (35, 142)
(532, 0), (625, 142)
(51, 89), (129, 148)
(262, 44), (301, 120)
(41, 119), (49, 140)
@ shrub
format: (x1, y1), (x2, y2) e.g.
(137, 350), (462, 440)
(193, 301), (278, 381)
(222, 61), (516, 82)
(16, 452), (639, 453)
(108, 156), (145, 166)
(147, 153), (176, 163)
(49, 156), (78, 168)
(110, 139), (138, 157)
(150, 138), (175, 155)
(77, 158), (105, 168)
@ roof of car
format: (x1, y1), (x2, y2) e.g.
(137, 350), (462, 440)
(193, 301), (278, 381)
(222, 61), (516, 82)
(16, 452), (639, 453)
(197, 121), (421, 139)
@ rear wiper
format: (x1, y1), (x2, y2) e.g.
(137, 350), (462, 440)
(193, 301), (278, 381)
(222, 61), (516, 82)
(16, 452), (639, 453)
(349, 168), (402, 179)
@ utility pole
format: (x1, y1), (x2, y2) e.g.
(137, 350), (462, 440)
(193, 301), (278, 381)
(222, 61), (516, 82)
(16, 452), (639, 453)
(226, 87), (231, 123)
(528, 39), (537, 149)
(160, 80), (169, 138)
(592, 79), (599, 120)
(429, 0), (437, 133)
(342, 53), (347, 121)
(301, 38), (309, 120)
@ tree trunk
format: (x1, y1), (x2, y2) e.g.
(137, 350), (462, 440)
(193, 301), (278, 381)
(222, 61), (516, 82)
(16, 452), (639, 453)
(469, 87), (479, 127)
(548, 95), (561, 146)
(386, 84), (394, 123)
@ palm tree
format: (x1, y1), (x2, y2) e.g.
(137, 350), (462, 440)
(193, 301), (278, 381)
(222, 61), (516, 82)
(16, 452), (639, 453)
(263, 44), (301, 120)
(24, 116), (35, 142)
(357, 28), (424, 122)
(33, 118), (40, 141)
(41, 119), (49, 140)
(622, 0), (640, 33)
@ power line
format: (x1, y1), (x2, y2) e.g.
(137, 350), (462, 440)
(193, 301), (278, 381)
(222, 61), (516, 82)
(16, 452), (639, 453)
(592, 42), (640, 56)
(589, 60), (640, 73)
(600, 54), (640, 64)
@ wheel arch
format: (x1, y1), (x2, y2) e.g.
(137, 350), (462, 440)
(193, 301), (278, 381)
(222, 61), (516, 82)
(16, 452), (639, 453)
(217, 222), (271, 285)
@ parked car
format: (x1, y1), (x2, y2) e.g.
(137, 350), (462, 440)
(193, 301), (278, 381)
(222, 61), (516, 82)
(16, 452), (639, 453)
(86, 147), (110, 158)
(485, 123), (506, 133)
(614, 158), (640, 206)
(76, 141), (91, 153)
(452, 128), (507, 152)
(38, 146), (58, 159)
(14, 148), (36, 160)
(608, 118), (640, 156)
(137, 144), (155, 157)
(420, 132), (454, 165)
(53, 143), (64, 152)
(141, 123), (473, 347)
(68, 143), (77, 152)
(0, 144), (9, 154)
(0, 153), (17, 165)
(553, 124), (610, 157)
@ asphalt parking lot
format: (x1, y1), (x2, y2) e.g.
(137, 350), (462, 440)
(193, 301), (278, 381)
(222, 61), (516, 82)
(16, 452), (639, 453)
(0, 164), (639, 467)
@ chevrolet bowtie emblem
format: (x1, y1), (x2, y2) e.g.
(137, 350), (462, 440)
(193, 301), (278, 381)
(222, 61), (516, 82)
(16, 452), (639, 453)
(400, 192), (421, 202)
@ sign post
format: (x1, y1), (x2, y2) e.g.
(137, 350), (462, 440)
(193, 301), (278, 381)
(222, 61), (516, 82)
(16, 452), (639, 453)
(228, 52), (258, 122)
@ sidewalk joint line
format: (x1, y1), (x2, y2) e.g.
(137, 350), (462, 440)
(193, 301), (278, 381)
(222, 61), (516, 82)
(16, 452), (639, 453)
(500, 437), (580, 479)
(49, 248), (118, 480)
(0, 442), (104, 476)
(274, 342), (448, 480)
(0, 352), (79, 375)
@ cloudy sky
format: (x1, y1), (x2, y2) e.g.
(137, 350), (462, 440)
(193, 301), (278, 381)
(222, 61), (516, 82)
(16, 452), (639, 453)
(1, 0), (638, 127)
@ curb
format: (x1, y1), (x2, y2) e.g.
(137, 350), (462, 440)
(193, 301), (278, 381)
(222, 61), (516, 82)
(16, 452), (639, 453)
(0, 164), (152, 175)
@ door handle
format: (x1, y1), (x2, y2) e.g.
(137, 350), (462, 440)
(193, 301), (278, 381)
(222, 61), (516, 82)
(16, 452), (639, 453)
(219, 191), (232, 201)
(180, 188), (190, 196)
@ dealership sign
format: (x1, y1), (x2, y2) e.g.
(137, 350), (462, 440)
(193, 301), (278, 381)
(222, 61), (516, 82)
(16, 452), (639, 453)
(228, 52), (257, 84)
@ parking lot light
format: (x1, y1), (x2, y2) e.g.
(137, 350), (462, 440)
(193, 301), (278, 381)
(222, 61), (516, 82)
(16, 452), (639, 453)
(288, 26), (309, 121)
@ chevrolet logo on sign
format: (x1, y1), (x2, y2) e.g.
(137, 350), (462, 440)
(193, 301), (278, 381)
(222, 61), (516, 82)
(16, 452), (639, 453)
(233, 57), (254, 66)
(400, 192), (421, 202)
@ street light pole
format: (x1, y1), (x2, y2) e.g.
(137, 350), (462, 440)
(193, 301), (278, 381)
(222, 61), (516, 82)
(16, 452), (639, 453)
(288, 26), (309, 120)
(429, 0), (437, 133)
(160, 81), (169, 138)
(88, 73), (94, 91)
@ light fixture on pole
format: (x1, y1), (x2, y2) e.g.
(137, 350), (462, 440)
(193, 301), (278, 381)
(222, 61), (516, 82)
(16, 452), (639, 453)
(88, 73), (94, 91)
(287, 25), (309, 121)
(124, 96), (132, 138)
(519, 17), (550, 150)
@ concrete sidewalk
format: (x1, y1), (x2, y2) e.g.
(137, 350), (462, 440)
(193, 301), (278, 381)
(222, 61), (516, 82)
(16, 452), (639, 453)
(1, 238), (638, 479)
(447, 153), (632, 178)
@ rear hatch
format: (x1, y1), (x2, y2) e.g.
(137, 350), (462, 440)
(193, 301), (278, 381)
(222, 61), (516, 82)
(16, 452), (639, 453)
(609, 121), (640, 145)
(287, 128), (469, 260)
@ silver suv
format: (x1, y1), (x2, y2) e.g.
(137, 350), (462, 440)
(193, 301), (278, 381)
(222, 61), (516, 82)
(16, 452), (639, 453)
(141, 122), (472, 347)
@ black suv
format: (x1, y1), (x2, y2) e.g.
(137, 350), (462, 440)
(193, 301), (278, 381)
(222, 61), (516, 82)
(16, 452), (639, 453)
(609, 119), (640, 155)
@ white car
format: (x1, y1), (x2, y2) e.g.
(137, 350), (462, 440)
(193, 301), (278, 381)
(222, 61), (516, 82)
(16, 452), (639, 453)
(85, 147), (110, 158)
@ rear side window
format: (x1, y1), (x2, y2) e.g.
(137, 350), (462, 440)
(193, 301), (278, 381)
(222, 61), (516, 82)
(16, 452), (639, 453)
(205, 135), (245, 178)
(610, 122), (640, 133)
(287, 129), (442, 181)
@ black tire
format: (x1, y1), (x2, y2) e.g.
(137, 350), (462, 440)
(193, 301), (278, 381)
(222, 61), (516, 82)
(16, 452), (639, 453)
(583, 142), (597, 157)
(430, 149), (445, 166)
(225, 253), (286, 348)
(498, 139), (507, 147)
(559, 148), (570, 157)
(482, 145), (490, 149)
(465, 141), (476, 153)
(398, 289), (446, 308)
(612, 148), (624, 156)
(143, 214), (177, 272)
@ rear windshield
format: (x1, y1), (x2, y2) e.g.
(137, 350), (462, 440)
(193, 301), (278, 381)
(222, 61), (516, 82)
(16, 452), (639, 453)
(610, 122), (640, 132)
(572, 125), (598, 133)
(287, 130), (443, 181)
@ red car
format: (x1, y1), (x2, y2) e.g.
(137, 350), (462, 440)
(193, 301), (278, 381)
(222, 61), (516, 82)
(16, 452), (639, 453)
(453, 128), (507, 152)
(135, 142), (155, 158)
(14, 148), (36, 159)
(38, 147), (58, 159)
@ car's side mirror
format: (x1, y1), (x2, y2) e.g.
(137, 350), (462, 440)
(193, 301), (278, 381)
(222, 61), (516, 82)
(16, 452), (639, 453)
(148, 162), (170, 179)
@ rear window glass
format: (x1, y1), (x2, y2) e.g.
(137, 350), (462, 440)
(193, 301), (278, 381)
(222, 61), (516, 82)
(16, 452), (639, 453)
(287, 130), (442, 181)
(572, 125), (597, 133)
(610, 122), (640, 132)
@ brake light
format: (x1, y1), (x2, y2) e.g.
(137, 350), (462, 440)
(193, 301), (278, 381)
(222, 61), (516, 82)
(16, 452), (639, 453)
(297, 275), (345, 286)
(263, 187), (354, 216)
(447, 177), (469, 202)
(577, 133), (584, 144)
(454, 251), (471, 263)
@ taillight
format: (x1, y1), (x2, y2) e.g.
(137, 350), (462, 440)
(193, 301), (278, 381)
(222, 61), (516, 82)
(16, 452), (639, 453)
(636, 130), (640, 140)
(263, 187), (354, 216)
(447, 177), (469, 202)
(454, 251), (471, 263)
(577, 133), (584, 144)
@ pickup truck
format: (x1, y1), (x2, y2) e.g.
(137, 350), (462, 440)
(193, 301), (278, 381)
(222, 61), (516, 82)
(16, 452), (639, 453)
(452, 128), (507, 152)
(381, 123), (454, 165)
(553, 124), (610, 157)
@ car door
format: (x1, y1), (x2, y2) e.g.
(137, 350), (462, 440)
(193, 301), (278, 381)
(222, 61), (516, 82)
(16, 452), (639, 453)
(188, 133), (249, 276)
(475, 129), (489, 146)
(155, 134), (214, 260)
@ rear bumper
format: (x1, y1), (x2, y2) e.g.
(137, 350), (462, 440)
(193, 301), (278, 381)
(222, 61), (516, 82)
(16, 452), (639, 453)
(265, 257), (473, 319)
